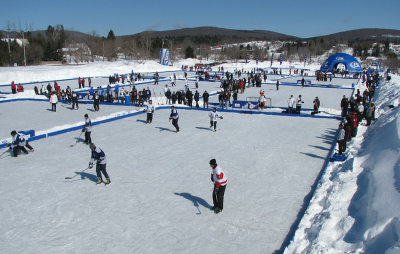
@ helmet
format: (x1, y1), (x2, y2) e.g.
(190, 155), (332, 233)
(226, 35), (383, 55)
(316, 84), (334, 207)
(11, 130), (17, 136)
(260, 90), (265, 96)
(209, 159), (217, 166)
(89, 143), (96, 150)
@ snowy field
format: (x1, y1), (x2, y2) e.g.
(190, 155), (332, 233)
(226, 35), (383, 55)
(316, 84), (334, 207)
(1, 59), (399, 253)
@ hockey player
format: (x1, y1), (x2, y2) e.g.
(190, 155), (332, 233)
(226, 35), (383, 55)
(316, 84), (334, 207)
(144, 99), (155, 123)
(258, 90), (267, 111)
(88, 143), (110, 185)
(296, 95), (304, 114)
(169, 106), (179, 133)
(8, 130), (34, 157)
(209, 108), (223, 132)
(82, 114), (92, 144)
(209, 159), (227, 214)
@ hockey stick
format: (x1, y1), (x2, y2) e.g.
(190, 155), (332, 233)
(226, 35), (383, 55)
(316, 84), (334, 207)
(65, 167), (90, 180)
(0, 148), (11, 158)
(70, 132), (83, 147)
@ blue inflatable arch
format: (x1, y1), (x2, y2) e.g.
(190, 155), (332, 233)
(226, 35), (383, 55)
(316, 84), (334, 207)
(320, 53), (362, 73)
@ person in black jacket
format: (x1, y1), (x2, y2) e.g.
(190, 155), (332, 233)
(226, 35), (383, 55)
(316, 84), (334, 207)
(340, 95), (349, 117)
(176, 90), (181, 104)
(165, 89), (172, 105)
(194, 90), (200, 108)
(171, 91), (177, 104)
(71, 91), (79, 110)
(203, 91), (209, 108)
(186, 89), (193, 108)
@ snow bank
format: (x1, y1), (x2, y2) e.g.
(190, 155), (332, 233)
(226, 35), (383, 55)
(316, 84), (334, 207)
(285, 74), (400, 253)
(0, 60), (179, 85)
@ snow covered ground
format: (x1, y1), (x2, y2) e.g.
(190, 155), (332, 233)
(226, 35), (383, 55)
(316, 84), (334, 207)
(285, 74), (400, 253)
(0, 59), (399, 253)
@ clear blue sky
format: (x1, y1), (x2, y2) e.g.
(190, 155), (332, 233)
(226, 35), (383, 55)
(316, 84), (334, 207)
(1, 0), (399, 38)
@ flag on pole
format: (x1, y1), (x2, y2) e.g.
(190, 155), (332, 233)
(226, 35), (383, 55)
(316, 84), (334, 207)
(246, 53), (248, 64)
(304, 54), (307, 67)
(280, 54), (282, 65)
(256, 56), (259, 65)
(160, 49), (170, 66)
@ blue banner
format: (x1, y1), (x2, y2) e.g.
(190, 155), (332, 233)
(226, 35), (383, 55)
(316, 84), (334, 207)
(160, 49), (170, 66)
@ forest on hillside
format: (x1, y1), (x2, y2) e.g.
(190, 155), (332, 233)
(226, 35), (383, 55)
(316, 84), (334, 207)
(0, 25), (399, 70)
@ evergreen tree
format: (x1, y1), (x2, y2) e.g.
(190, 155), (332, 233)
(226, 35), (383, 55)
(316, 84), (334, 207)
(107, 30), (116, 40)
(185, 46), (194, 58)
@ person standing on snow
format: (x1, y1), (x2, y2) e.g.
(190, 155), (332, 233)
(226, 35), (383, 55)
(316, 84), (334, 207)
(93, 91), (100, 111)
(209, 108), (223, 132)
(296, 95), (304, 114)
(202, 90), (209, 108)
(258, 90), (267, 111)
(312, 96), (320, 115)
(82, 114), (92, 144)
(144, 99), (155, 124)
(340, 95), (349, 117)
(337, 123), (346, 156)
(287, 95), (295, 113)
(71, 91), (79, 110)
(169, 106), (179, 133)
(50, 91), (58, 112)
(194, 90), (200, 108)
(88, 143), (110, 185)
(209, 159), (227, 214)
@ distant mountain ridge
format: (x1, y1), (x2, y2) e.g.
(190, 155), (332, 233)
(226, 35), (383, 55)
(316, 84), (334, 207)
(124, 26), (298, 41)
(2, 27), (400, 43)
(308, 28), (400, 41)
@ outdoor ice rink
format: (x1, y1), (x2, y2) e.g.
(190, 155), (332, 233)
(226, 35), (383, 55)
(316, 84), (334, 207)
(0, 73), (357, 253)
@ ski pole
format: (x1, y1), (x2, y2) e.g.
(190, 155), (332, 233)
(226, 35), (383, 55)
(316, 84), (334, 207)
(65, 167), (90, 180)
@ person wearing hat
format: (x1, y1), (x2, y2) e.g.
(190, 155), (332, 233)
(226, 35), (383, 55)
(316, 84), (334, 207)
(82, 114), (92, 144)
(209, 108), (223, 132)
(144, 99), (155, 124)
(209, 159), (227, 214)
(8, 130), (34, 157)
(89, 143), (110, 185)
(169, 106), (179, 133)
